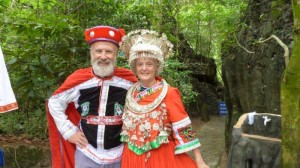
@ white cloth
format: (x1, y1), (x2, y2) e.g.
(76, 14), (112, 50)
(0, 46), (18, 113)
(248, 111), (256, 125)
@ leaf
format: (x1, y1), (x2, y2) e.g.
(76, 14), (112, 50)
(58, 72), (65, 77)
(69, 47), (76, 53)
(26, 88), (35, 98)
(6, 58), (18, 65)
(40, 54), (49, 65)
(15, 76), (31, 88)
(33, 24), (43, 30)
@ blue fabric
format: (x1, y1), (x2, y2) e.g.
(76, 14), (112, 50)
(218, 101), (228, 116)
(0, 148), (4, 166)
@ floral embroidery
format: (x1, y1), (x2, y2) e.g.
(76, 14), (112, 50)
(178, 125), (197, 141)
(83, 115), (122, 125)
(135, 82), (163, 102)
(81, 102), (90, 116)
(114, 102), (124, 115)
(120, 102), (169, 155)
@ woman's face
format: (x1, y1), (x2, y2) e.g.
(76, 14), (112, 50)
(135, 57), (158, 87)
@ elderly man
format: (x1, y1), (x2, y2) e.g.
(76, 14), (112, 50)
(47, 25), (137, 168)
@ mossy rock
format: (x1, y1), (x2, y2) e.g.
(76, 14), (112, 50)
(1, 145), (50, 168)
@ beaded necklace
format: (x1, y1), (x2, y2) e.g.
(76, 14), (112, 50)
(125, 79), (168, 113)
(134, 82), (163, 102)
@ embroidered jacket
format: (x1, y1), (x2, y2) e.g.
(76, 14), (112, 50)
(47, 67), (137, 167)
(120, 79), (201, 155)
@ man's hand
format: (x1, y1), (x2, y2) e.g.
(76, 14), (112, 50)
(67, 131), (88, 148)
(164, 122), (173, 135)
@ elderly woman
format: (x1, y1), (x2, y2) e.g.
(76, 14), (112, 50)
(119, 30), (209, 168)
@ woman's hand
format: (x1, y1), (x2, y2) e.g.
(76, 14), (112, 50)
(197, 163), (209, 168)
(193, 148), (209, 168)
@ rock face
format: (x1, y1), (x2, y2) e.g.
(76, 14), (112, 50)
(227, 113), (281, 168)
(222, 0), (293, 115)
(221, 0), (293, 146)
(186, 57), (220, 120)
(0, 144), (51, 168)
(177, 33), (221, 120)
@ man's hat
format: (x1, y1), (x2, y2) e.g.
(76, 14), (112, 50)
(84, 26), (125, 46)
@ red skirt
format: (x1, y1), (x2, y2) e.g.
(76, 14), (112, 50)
(121, 140), (197, 168)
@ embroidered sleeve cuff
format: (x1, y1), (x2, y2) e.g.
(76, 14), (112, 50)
(60, 124), (79, 140)
(174, 138), (201, 154)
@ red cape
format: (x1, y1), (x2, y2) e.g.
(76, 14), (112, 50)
(46, 67), (137, 168)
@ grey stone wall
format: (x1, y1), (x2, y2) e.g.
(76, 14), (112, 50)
(227, 113), (281, 168)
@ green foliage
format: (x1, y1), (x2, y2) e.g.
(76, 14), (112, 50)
(161, 58), (198, 104)
(0, 109), (47, 139)
(114, 2), (154, 30)
(116, 53), (130, 69)
(177, 0), (247, 81)
(0, 1), (89, 138)
(177, 0), (247, 57)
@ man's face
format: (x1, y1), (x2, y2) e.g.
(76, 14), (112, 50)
(90, 41), (118, 77)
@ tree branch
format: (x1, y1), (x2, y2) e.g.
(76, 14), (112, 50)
(257, 35), (289, 67)
(235, 36), (255, 54)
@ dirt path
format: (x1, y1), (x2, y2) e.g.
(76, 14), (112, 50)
(192, 116), (227, 168)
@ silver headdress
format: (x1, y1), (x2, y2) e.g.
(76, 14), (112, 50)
(120, 29), (173, 75)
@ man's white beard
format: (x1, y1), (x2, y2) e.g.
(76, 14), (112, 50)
(92, 59), (115, 77)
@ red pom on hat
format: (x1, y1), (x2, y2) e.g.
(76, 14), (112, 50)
(84, 26), (125, 46)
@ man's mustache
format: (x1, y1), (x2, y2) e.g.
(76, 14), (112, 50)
(94, 59), (112, 64)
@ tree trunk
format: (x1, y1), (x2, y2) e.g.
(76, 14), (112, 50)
(281, 1), (300, 167)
